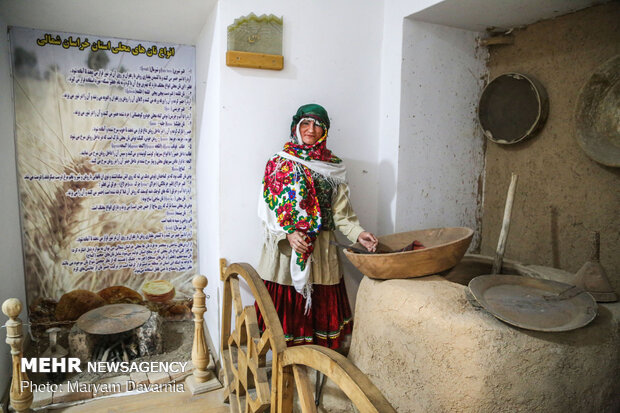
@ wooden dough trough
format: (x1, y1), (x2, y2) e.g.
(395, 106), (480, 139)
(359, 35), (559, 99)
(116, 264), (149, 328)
(343, 227), (473, 279)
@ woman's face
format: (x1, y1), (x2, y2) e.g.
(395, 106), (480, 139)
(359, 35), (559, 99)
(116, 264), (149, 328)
(299, 119), (324, 145)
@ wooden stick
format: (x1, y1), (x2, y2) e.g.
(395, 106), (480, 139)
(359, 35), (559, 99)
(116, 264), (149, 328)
(492, 173), (518, 274)
(2, 298), (33, 413)
(479, 35), (514, 47)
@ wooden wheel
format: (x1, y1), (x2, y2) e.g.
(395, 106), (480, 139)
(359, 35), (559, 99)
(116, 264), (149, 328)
(221, 263), (287, 413)
(220, 262), (395, 413)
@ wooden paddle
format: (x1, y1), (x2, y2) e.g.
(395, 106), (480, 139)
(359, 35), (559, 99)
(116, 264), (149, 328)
(492, 173), (518, 274)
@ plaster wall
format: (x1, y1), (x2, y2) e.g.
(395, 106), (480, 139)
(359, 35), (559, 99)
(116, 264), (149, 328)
(396, 19), (486, 248)
(480, 3), (620, 291)
(377, 0), (447, 235)
(196, 4), (222, 358)
(0, 16), (28, 399)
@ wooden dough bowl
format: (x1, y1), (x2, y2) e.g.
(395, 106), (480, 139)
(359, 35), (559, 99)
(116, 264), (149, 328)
(343, 227), (474, 279)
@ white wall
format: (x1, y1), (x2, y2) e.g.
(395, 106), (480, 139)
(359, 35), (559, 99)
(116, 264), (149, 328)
(197, 0), (385, 350)
(395, 19), (486, 247)
(0, 16), (28, 401)
(378, 0), (487, 248)
(377, 0), (445, 235)
(196, 4), (222, 357)
(217, 0), (383, 260)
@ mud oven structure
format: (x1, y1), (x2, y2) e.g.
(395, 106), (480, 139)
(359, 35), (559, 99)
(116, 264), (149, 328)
(341, 255), (620, 413)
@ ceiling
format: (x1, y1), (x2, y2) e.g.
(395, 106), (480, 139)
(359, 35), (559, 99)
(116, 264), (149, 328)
(410, 0), (610, 32)
(0, 0), (217, 45)
(0, 0), (609, 46)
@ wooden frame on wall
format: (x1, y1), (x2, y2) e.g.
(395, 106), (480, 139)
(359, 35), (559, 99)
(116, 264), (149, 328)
(226, 13), (284, 71)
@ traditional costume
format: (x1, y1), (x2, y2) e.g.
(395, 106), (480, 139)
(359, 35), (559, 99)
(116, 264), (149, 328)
(256, 104), (365, 350)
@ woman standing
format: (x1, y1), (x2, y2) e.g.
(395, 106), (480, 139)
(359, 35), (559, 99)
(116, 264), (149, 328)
(256, 103), (377, 350)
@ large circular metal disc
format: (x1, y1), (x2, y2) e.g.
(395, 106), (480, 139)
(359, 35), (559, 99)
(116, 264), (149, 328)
(468, 274), (597, 332)
(76, 304), (151, 335)
(478, 73), (549, 144)
(575, 55), (620, 167)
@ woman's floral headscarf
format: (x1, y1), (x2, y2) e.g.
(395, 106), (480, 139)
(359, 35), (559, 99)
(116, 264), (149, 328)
(259, 104), (346, 312)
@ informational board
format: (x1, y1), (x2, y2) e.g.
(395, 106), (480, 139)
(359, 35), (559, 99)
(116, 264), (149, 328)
(9, 27), (197, 317)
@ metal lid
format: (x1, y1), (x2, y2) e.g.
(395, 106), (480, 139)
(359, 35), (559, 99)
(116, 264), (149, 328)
(468, 274), (597, 332)
(575, 55), (620, 167)
(76, 304), (151, 335)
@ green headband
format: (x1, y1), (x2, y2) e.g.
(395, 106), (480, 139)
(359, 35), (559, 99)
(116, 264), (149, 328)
(290, 103), (330, 133)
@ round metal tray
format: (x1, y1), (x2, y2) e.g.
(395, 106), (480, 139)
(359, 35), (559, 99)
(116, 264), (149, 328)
(468, 274), (597, 332)
(77, 304), (151, 335)
(575, 54), (620, 167)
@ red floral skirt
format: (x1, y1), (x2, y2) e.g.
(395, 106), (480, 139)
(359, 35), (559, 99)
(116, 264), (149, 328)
(255, 278), (353, 350)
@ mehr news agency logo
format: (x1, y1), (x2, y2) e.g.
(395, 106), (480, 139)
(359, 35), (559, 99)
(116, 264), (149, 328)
(20, 357), (188, 393)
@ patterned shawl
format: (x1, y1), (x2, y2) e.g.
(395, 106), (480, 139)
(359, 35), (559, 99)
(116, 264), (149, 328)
(259, 104), (347, 312)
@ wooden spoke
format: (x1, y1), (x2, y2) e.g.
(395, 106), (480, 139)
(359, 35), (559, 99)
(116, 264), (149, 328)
(230, 277), (244, 317)
(292, 365), (317, 413)
(256, 329), (271, 361)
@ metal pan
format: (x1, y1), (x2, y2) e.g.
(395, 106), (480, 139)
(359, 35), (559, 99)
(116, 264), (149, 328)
(77, 304), (151, 335)
(575, 54), (620, 167)
(468, 274), (597, 332)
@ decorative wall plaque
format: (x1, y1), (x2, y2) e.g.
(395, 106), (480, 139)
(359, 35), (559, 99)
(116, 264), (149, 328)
(226, 13), (283, 70)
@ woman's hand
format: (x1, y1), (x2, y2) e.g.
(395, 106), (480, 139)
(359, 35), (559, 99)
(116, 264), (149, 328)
(287, 231), (309, 254)
(358, 231), (378, 252)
